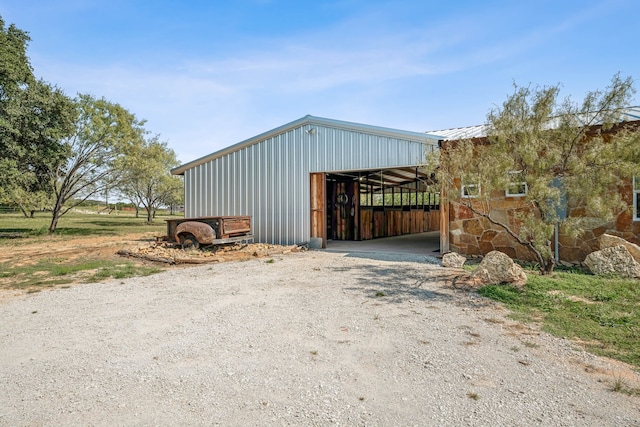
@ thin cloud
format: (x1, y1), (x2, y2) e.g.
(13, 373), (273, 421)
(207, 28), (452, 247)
(16, 0), (637, 163)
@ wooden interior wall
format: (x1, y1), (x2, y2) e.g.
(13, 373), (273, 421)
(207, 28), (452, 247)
(360, 207), (440, 240)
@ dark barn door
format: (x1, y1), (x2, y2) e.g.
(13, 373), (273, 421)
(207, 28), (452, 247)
(326, 179), (360, 241)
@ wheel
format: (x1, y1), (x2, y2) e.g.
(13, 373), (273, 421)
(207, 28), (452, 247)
(180, 233), (200, 250)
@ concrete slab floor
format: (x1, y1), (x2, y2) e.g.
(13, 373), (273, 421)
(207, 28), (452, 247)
(324, 231), (441, 257)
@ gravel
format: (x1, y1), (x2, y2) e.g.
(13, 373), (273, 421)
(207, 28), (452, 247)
(1, 251), (638, 426)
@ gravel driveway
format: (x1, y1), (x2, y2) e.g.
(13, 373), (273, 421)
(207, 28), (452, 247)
(1, 251), (638, 426)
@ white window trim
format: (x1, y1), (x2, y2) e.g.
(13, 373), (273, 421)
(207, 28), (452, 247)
(461, 183), (480, 199)
(506, 171), (528, 197)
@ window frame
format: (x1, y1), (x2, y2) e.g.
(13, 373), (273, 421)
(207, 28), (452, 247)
(506, 171), (528, 197)
(461, 183), (480, 199)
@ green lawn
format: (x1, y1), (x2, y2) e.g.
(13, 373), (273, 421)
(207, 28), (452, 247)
(0, 210), (180, 289)
(0, 209), (173, 241)
(478, 269), (640, 371)
(0, 258), (162, 290)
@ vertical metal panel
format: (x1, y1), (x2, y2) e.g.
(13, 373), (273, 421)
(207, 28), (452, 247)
(181, 122), (438, 245)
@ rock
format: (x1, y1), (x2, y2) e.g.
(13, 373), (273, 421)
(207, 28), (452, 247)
(598, 234), (640, 264)
(308, 238), (323, 250)
(442, 252), (467, 268)
(584, 245), (640, 278)
(470, 250), (527, 287)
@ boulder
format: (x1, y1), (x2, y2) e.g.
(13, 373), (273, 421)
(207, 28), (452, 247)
(584, 245), (640, 278)
(598, 234), (640, 264)
(442, 252), (467, 268)
(470, 250), (527, 288)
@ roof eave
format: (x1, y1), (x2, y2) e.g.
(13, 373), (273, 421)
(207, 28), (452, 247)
(172, 115), (441, 175)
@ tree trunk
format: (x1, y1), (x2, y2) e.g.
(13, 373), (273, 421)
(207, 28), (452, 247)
(146, 208), (153, 223)
(135, 206), (139, 218)
(29, 210), (35, 218)
(49, 197), (64, 233)
(463, 202), (557, 275)
(18, 205), (29, 218)
(49, 211), (60, 233)
(543, 240), (556, 274)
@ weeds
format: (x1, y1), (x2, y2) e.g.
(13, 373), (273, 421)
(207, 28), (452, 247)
(91, 264), (161, 281)
(611, 375), (628, 393)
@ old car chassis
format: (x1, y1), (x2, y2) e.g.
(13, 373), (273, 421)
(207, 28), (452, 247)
(165, 216), (253, 249)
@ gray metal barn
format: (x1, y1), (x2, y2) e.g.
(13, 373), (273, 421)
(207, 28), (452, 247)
(172, 115), (442, 248)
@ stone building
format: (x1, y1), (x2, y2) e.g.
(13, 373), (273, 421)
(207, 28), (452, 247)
(429, 108), (640, 262)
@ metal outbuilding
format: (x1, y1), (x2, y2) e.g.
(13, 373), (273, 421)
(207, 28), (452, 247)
(172, 115), (443, 248)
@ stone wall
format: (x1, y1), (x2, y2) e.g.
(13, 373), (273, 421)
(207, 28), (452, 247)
(449, 182), (640, 262)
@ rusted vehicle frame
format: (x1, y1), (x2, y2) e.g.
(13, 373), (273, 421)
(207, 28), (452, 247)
(165, 216), (253, 249)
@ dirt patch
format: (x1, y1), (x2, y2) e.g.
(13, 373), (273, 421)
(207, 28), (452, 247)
(547, 289), (599, 305)
(117, 240), (306, 265)
(0, 233), (305, 295)
(0, 233), (156, 266)
(1, 233), (303, 268)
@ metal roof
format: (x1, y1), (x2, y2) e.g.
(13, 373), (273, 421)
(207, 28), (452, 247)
(328, 166), (435, 194)
(428, 124), (488, 140)
(428, 106), (640, 141)
(173, 115), (442, 175)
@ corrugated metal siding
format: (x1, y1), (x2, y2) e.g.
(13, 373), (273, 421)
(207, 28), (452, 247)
(184, 124), (438, 245)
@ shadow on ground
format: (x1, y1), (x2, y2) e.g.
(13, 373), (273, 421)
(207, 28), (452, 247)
(329, 254), (492, 309)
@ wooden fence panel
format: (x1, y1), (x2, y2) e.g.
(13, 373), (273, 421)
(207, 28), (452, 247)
(373, 211), (385, 238)
(360, 209), (372, 240)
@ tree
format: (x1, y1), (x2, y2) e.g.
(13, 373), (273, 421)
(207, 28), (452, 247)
(48, 94), (146, 233)
(0, 16), (76, 213)
(119, 136), (180, 223)
(434, 74), (640, 274)
(161, 175), (184, 216)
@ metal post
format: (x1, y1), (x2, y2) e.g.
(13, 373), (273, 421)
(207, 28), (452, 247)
(554, 223), (559, 262)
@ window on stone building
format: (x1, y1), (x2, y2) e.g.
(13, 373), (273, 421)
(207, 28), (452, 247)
(506, 171), (528, 197)
(461, 183), (480, 198)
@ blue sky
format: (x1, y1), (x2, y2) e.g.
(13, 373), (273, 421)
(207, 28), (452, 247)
(1, 0), (637, 164)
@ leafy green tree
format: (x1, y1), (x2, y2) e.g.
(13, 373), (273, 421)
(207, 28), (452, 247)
(119, 136), (180, 223)
(434, 74), (640, 274)
(3, 186), (50, 218)
(48, 94), (146, 233)
(0, 16), (76, 214)
(161, 175), (184, 216)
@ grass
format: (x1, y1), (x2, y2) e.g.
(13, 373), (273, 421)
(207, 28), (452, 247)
(0, 210), (170, 242)
(612, 376), (640, 397)
(478, 269), (640, 369)
(0, 210), (173, 291)
(0, 258), (162, 290)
